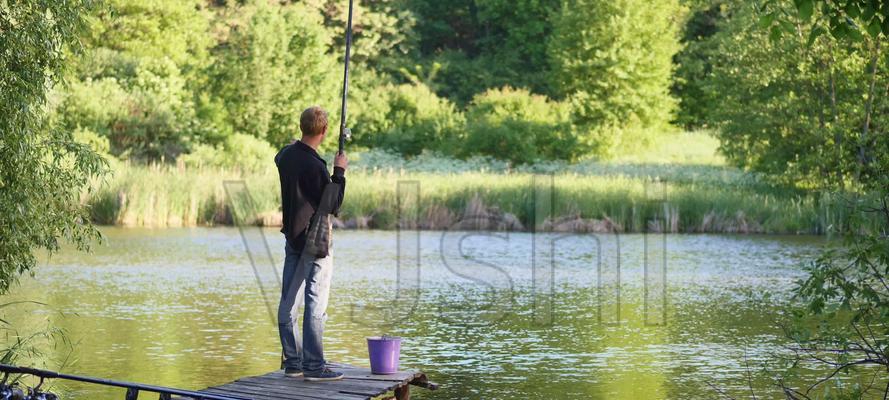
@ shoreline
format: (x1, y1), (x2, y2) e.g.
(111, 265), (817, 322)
(92, 222), (833, 236)
(85, 162), (865, 236)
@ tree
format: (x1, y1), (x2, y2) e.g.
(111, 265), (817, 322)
(209, 1), (340, 148)
(408, 0), (561, 104)
(58, 0), (214, 160)
(307, 0), (418, 74)
(548, 0), (685, 155)
(463, 87), (580, 164)
(779, 187), (889, 398)
(733, 1), (889, 397)
(0, 1), (108, 293)
(704, 0), (887, 188)
(352, 83), (464, 156)
(673, 1), (728, 129)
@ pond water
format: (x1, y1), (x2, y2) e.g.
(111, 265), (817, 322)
(5, 228), (828, 399)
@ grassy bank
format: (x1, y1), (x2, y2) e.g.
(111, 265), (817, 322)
(85, 132), (859, 234)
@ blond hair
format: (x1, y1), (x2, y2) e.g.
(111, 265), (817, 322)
(300, 106), (328, 137)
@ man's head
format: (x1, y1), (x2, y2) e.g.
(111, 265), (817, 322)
(300, 106), (328, 140)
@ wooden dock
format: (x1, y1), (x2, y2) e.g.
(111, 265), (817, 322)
(176, 363), (438, 400)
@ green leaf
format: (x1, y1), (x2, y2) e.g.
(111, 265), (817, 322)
(770, 25), (784, 41)
(797, 0), (814, 21)
(847, 22), (864, 41)
(862, 3), (876, 21)
(883, 16), (889, 35)
(780, 19), (796, 33)
(759, 12), (777, 29)
(845, 2), (860, 18)
(867, 17), (882, 37)
(807, 25), (825, 46)
(831, 21), (847, 39)
(829, 14), (841, 29)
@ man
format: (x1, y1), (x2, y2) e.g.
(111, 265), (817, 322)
(275, 106), (347, 381)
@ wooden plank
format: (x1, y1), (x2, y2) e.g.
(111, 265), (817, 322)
(209, 381), (369, 400)
(336, 370), (419, 382)
(243, 371), (415, 390)
(232, 377), (387, 397)
(263, 367), (416, 381)
(236, 376), (395, 396)
(196, 384), (337, 400)
(259, 368), (415, 381)
(180, 363), (430, 400)
(228, 381), (372, 400)
(204, 384), (360, 400)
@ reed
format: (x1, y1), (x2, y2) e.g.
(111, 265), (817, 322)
(86, 157), (854, 234)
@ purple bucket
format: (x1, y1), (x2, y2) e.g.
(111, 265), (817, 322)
(367, 336), (401, 374)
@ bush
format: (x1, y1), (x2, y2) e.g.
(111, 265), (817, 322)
(210, 1), (339, 149)
(549, 0), (684, 155)
(180, 133), (276, 173)
(72, 126), (111, 156)
(353, 83), (464, 156)
(58, 58), (197, 160)
(701, 1), (889, 188)
(58, 0), (214, 161)
(463, 87), (580, 164)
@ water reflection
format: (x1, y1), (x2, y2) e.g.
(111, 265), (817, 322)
(4, 228), (826, 399)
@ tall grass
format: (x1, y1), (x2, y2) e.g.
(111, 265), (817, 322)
(86, 156), (855, 234)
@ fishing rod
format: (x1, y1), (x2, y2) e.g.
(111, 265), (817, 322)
(338, 0), (355, 153)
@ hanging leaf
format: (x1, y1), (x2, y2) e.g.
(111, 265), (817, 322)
(831, 22), (847, 39)
(862, 3), (876, 21)
(759, 12), (776, 29)
(867, 16), (882, 37)
(807, 25), (825, 46)
(845, 2), (861, 18)
(798, 0), (814, 21)
(848, 27), (864, 40)
(780, 19), (796, 33)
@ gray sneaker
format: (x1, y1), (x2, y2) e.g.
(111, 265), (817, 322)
(284, 367), (303, 377)
(303, 368), (344, 381)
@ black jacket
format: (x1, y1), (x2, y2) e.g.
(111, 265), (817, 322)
(275, 141), (345, 252)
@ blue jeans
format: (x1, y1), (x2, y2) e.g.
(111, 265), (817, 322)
(278, 241), (333, 373)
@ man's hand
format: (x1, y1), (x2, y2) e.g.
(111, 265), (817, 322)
(334, 151), (348, 171)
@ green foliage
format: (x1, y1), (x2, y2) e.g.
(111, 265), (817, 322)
(72, 126), (111, 156)
(353, 83), (464, 156)
(59, 57), (198, 160)
(82, 0), (212, 72)
(673, 2), (726, 128)
(48, 0), (701, 165)
(87, 146), (845, 235)
(309, 0), (418, 73)
(463, 87), (580, 164)
(181, 133), (276, 173)
(782, 192), (889, 397)
(57, 0), (213, 160)
(702, 1), (888, 188)
(421, 50), (496, 105)
(549, 0), (684, 155)
(210, 1), (339, 149)
(761, 0), (889, 43)
(0, 0), (108, 294)
(410, 0), (561, 103)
